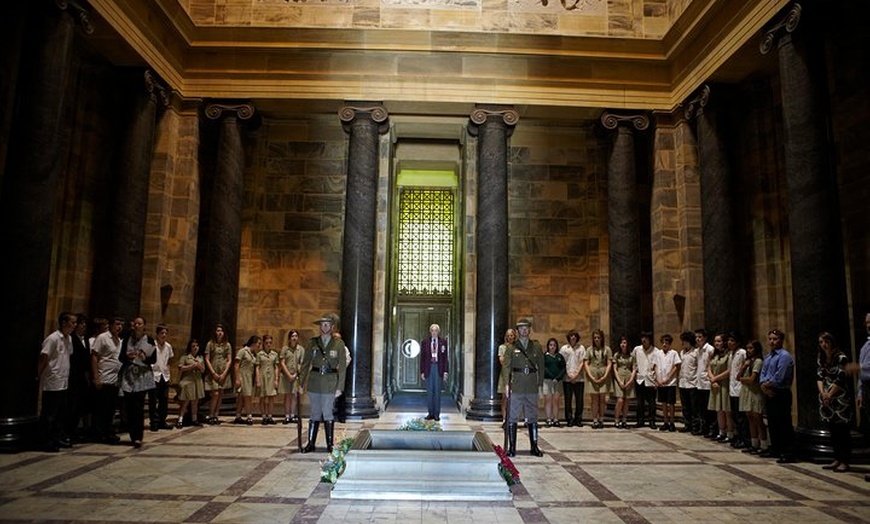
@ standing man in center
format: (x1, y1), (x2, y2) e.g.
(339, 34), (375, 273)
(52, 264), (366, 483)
(420, 323), (448, 421)
(300, 313), (346, 454)
(502, 318), (545, 457)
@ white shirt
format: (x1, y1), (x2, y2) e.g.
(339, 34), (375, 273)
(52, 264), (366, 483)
(696, 343), (714, 390)
(40, 329), (71, 391)
(656, 349), (682, 386)
(678, 347), (699, 388)
(560, 343), (586, 382)
(92, 331), (122, 385)
(729, 348), (746, 397)
(152, 341), (174, 382)
(634, 345), (664, 386)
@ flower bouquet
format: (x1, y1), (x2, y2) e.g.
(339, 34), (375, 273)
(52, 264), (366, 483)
(397, 417), (443, 432)
(320, 429), (355, 484)
(492, 444), (521, 486)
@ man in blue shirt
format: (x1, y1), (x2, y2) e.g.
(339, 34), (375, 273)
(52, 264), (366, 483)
(758, 329), (796, 463)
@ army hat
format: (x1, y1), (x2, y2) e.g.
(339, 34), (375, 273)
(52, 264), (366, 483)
(515, 318), (533, 328)
(313, 313), (338, 325)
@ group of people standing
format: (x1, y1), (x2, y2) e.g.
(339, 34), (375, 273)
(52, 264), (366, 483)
(495, 314), (870, 475)
(36, 311), (348, 453)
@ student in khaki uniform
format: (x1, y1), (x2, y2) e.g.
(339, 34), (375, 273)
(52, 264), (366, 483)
(501, 318), (545, 458)
(300, 314), (347, 454)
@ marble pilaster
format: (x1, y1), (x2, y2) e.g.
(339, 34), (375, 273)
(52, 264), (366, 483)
(338, 104), (388, 420)
(466, 106), (517, 421)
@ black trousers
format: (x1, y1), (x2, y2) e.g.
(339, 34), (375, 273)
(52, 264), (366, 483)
(730, 395), (748, 440)
(563, 381), (584, 422)
(765, 388), (794, 457)
(39, 389), (68, 446)
(635, 382), (656, 423)
(124, 391), (148, 443)
(93, 384), (119, 440)
(148, 377), (170, 427)
(679, 387), (695, 427)
(694, 388), (714, 432)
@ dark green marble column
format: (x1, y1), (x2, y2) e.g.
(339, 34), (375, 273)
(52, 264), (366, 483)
(199, 103), (255, 348)
(99, 71), (169, 320)
(601, 111), (649, 344)
(686, 85), (743, 334)
(0, 2), (80, 451)
(338, 104), (389, 420)
(466, 106), (518, 421)
(762, 2), (850, 458)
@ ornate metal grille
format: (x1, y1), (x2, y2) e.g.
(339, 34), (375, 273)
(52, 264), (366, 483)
(397, 188), (454, 296)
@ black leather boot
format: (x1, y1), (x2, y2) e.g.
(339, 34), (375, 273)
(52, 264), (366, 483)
(507, 423), (518, 457)
(324, 420), (335, 453)
(529, 423), (543, 457)
(301, 421), (319, 453)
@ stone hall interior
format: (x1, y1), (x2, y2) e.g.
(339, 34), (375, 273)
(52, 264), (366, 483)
(1, 0), (869, 456)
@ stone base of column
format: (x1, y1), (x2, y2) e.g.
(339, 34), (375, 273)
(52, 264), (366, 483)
(0, 415), (38, 453)
(465, 397), (502, 421)
(342, 396), (379, 420)
(794, 425), (870, 464)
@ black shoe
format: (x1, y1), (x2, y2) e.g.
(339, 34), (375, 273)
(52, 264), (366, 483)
(553, 420), (561, 428)
(233, 416), (245, 424)
(758, 449), (775, 458)
(131, 440), (142, 448)
(192, 419), (203, 426)
(160, 423), (174, 430)
(175, 420), (184, 429)
(566, 419), (574, 427)
(668, 423), (676, 432)
(649, 422), (657, 429)
(425, 415), (434, 420)
(434, 416), (440, 421)
(574, 419), (583, 428)
(150, 425), (159, 432)
(56, 438), (73, 448)
(102, 435), (121, 445)
(246, 417), (254, 426)
(42, 444), (60, 453)
(658, 423), (668, 431)
(776, 456), (797, 464)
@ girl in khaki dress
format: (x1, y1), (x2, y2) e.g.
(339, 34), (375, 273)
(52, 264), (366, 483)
(177, 339), (205, 427)
(256, 334), (279, 425)
(707, 333), (733, 442)
(611, 336), (636, 429)
(233, 336), (260, 425)
(738, 339), (767, 454)
(585, 329), (613, 429)
(279, 329), (305, 424)
(204, 324), (232, 425)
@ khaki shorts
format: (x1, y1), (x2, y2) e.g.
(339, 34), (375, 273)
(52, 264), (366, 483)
(543, 379), (562, 395)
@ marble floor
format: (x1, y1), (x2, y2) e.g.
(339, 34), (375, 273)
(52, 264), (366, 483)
(1, 411), (869, 524)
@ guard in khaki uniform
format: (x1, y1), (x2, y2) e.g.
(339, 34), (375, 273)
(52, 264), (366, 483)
(300, 314), (346, 453)
(502, 318), (545, 457)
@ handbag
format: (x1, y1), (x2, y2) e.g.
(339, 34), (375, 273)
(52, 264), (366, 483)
(120, 362), (156, 393)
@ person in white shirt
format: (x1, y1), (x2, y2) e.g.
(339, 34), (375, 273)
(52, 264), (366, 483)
(633, 331), (663, 429)
(38, 311), (76, 452)
(560, 331), (586, 427)
(148, 324), (174, 432)
(91, 317), (124, 444)
(727, 331), (748, 448)
(694, 328), (716, 437)
(677, 331), (699, 432)
(655, 334), (681, 432)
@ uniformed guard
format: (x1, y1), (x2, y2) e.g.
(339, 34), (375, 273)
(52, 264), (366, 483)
(300, 313), (347, 453)
(501, 317), (545, 457)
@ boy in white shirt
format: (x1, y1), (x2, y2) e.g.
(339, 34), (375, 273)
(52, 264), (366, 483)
(633, 331), (663, 429)
(655, 334), (682, 432)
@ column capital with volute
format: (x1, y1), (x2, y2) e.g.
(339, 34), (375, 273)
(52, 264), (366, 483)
(338, 103), (390, 134)
(600, 110), (650, 131)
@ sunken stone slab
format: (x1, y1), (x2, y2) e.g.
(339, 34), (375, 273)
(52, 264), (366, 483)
(330, 429), (511, 500)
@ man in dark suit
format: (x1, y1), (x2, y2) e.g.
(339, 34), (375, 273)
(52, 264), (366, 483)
(420, 324), (448, 421)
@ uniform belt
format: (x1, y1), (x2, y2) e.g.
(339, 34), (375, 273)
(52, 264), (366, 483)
(312, 367), (338, 374)
(512, 367), (536, 375)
